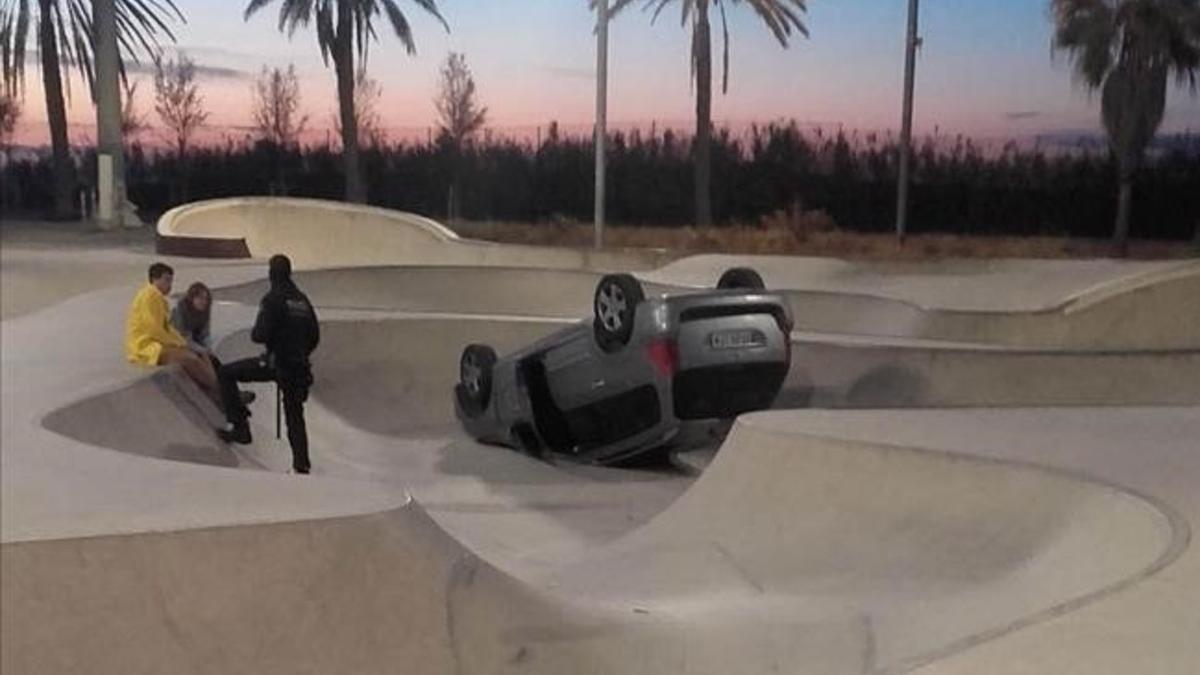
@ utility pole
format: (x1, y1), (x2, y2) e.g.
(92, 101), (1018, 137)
(594, 0), (609, 250)
(95, 0), (126, 229)
(895, 0), (920, 243)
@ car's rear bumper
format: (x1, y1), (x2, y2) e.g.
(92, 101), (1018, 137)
(673, 361), (790, 420)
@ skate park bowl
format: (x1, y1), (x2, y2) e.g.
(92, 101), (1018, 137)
(646, 256), (1200, 350)
(25, 357), (1183, 674)
(5, 199), (1199, 673)
(156, 196), (672, 271)
(210, 264), (1200, 409)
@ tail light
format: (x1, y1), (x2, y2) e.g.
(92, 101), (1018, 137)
(645, 337), (679, 378)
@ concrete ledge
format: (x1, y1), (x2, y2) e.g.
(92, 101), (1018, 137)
(156, 231), (251, 258)
(156, 197), (673, 272)
(784, 337), (1200, 408)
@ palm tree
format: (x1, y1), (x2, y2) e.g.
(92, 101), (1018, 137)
(1052, 0), (1200, 251)
(604, 0), (808, 226)
(1, 0), (182, 219)
(245, 0), (448, 204)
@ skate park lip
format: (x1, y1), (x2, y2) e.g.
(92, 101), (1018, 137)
(5, 200), (1200, 673)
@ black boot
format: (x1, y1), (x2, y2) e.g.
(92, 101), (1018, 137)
(218, 423), (252, 445)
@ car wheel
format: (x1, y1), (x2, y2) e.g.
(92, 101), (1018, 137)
(593, 273), (645, 352)
(459, 344), (496, 416)
(717, 267), (766, 290)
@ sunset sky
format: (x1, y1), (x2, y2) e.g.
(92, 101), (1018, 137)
(8, 0), (1200, 147)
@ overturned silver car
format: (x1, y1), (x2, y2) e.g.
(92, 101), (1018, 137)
(454, 268), (793, 465)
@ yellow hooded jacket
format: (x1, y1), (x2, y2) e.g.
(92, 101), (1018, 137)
(125, 283), (186, 365)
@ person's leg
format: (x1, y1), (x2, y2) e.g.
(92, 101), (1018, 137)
(210, 353), (257, 407)
(217, 357), (273, 442)
(160, 346), (220, 401)
(281, 375), (311, 473)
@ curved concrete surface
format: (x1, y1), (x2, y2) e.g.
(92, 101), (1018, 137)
(777, 263), (1200, 350)
(158, 197), (672, 271)
(214, 266), (680, 320)
(220, 261), (1200, 356)
(786, 336), (1200, 407)
(163, 197), (1197, 349)
(24, 318), (1176, 675)
(12, 499), (848, 675)
(5, 225), (1200, 674)
(228, 273), (1200, 410)
(549, 414), (1179, 672)
(644, 254), (1188, 312)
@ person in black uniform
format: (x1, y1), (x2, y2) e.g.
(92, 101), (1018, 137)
(217, 254), (320, 474)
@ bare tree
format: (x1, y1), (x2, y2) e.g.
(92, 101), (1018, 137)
(435, 52), (487, 147)
(0, 92), (19, 209)
(0, 92), (19, 149)
(333, 70), (384, 149)
(121, 81), (150, 141)
(356, 71), (384, 148)
(153, 54), (209, 157)
(253, 65), (308, 148)
(434, 52), (487, 221)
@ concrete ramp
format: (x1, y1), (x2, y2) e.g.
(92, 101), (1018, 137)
(776, 262), (1200, 350)
(11, 500), (823, 675)
(2, 473), (867, 675)
(158, 197), (670, 271)
(785, 336), (1200, 408)
(645, 254), (1200, 350)
(42, 369), (253, 469)
(551, 413), (1179, 672)
(214, 266), (680, 319)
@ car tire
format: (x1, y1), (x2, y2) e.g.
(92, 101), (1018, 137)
(459, 344), (496, 417)
(593, 273), (645, 352)
(717, 267), (766, 290)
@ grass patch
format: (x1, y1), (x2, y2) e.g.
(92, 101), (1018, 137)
(451, 217), (1199, 261)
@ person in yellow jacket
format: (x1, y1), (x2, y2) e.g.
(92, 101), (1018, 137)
(125, 262), (221, 402)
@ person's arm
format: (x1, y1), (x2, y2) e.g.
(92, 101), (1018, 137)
(139, 290), (186, 348)
(169, 303), (205, 352)
(196, 315), (212, 351)
(250, 295), (279, 346)
(309, 303), (320, 352)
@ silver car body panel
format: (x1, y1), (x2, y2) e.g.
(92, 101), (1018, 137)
(455, 288), (794, 464)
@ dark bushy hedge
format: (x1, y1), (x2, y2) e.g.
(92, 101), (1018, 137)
(3, 122), (1197, 239)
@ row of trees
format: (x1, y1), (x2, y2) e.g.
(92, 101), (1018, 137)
(3, 1), (1199, 244)
(5, 121), (1197, 239)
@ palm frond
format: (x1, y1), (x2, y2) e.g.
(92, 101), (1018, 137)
(247, 0), (445, 65)
(0, 0), (180, 99)
(381, 0), (414, 54)
(1052, 0), (1118, 88)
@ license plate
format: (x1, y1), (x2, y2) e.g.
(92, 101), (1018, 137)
(709, 329), (767, 350)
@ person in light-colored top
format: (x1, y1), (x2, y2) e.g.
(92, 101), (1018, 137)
(125, 263), (220, 402)
(171, 282), (214, 353)
(171, 281), (257, 410)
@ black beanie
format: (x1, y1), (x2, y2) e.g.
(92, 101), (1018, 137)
(269, 254), (292, 285)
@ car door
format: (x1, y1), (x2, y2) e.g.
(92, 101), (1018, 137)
(543, 328), (614, 413)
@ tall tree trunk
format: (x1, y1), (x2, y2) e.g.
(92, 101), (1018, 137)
(335, 1), (365, 204)
(39, 2), (76, 220)
(451, 140), (462, 221)
(177, 136), (189, 203)
(94, 0), (125, 228)
(1112, 159), (1133, 257)
(693, 0), (713, 227)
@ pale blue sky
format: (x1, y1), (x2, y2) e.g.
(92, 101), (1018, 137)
(15, 0), (1200, 144)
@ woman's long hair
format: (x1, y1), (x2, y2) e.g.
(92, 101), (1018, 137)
(178, 282), (212, 338)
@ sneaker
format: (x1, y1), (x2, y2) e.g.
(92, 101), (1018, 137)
(239, 390), (257, 405)
(217, 424), (252, 445)
(290, 467), (311, 475)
